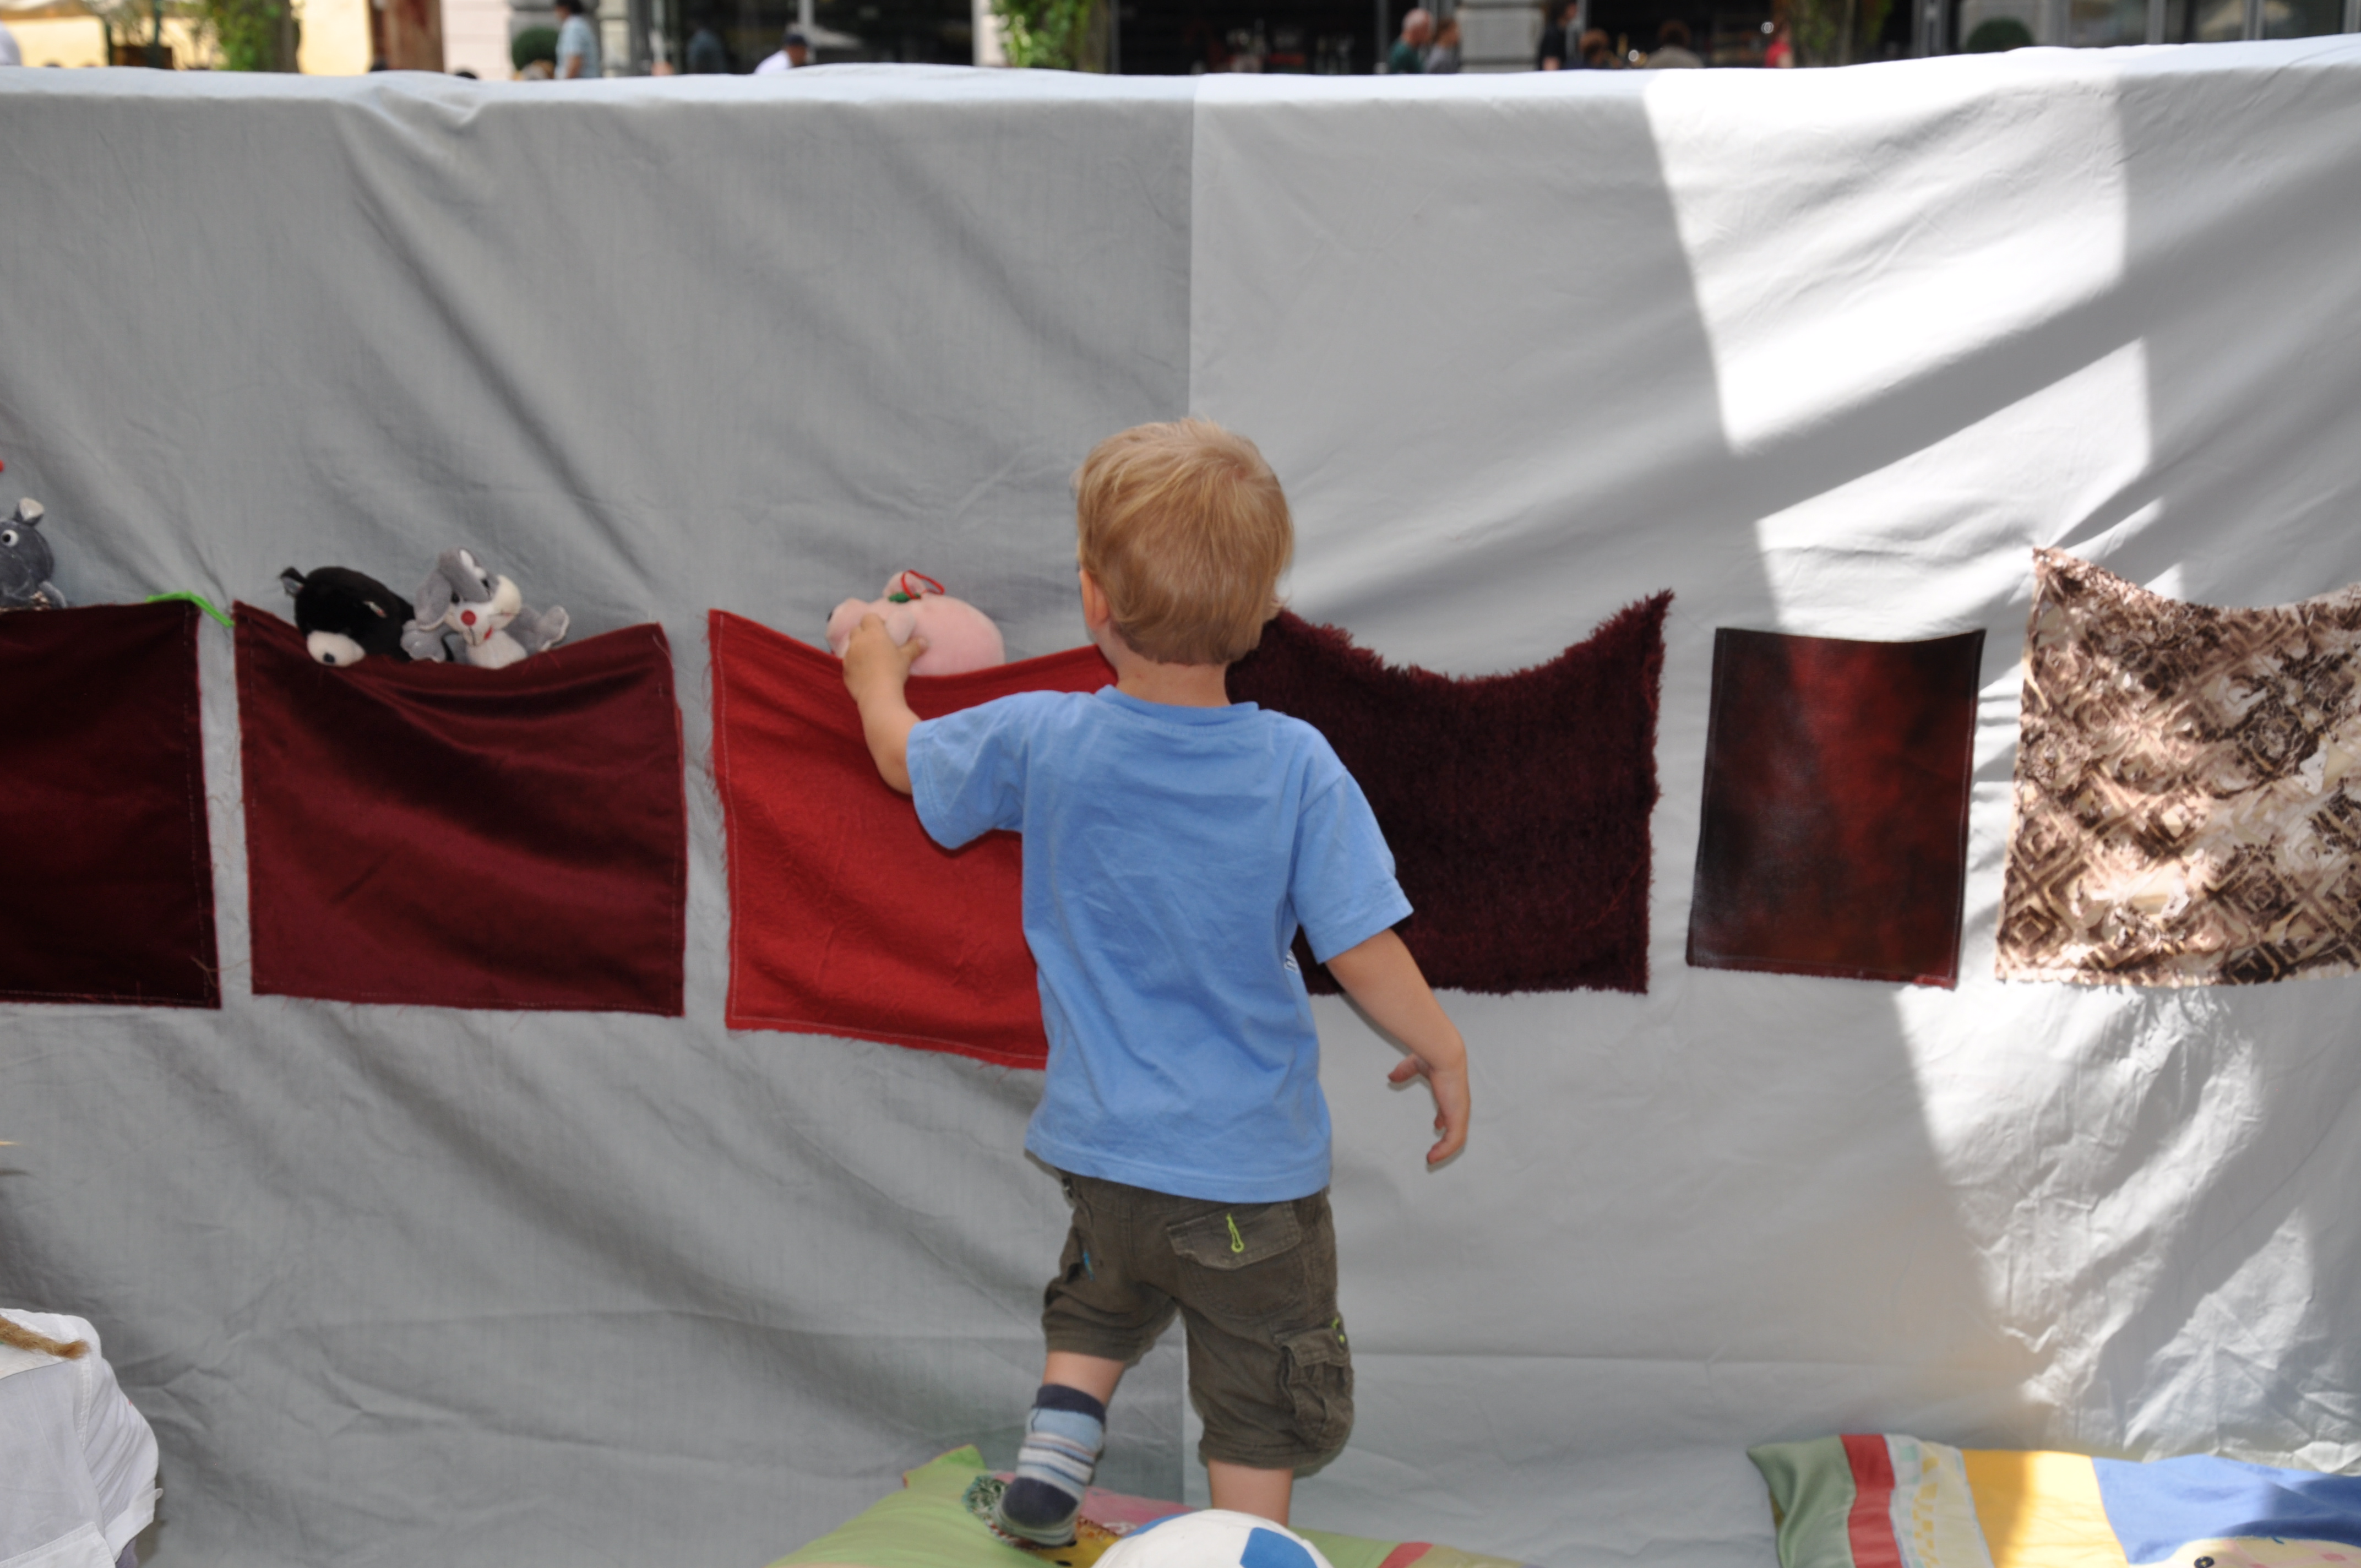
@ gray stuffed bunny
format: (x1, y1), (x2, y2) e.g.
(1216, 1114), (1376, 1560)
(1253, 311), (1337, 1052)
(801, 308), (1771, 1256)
(0, 499), (66, 612)
(400, 547), (569, 669)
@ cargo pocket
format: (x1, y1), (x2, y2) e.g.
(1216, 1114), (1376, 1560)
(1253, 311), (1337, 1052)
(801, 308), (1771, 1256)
(1166, 1202), (1303, 1270)
(1277, 1318), (1354, 1457)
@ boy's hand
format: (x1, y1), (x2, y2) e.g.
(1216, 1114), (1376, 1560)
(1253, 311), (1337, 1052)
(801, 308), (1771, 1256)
(1389, 1051), (1470, 1166)
(841, 614), (927, 796)
(841, 614), (927, 696)
(1323, 928), (1471, 1169)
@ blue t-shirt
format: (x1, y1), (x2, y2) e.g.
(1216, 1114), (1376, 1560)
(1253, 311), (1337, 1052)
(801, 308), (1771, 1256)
(909, 688), (1411, 1202)
(556, 13), (600, 76)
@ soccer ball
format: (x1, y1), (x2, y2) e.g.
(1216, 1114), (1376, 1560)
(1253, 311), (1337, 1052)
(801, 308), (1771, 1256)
(1096, 1509), (1336, 1568)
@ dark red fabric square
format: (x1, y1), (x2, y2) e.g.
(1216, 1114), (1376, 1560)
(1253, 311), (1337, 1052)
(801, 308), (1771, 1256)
(236, 606), (687, 1015)
(0, 602), (219, 1007)
(710, 611), (1114, 1068)
(1686, 627), (1984, 988)
(1227, 600), (1669, 996)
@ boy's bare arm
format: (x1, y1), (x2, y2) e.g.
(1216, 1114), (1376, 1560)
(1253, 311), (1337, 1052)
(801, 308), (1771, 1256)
(841, 614), (927, 796)
(1322, 929), (1470, 1166)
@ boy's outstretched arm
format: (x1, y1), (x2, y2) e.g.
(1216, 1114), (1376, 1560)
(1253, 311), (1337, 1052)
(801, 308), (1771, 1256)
(1323, 929), (1470, 1166)
(842, 614), (927, 796)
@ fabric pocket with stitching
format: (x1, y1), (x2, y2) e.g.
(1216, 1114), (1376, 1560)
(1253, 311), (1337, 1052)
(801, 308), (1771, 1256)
(1166, 1202), (1303, 1270)
(1277, 1319), (1354, 1456)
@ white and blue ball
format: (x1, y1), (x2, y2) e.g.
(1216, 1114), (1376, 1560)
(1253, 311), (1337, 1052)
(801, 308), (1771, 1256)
(1097, 1509), (1335, 1568)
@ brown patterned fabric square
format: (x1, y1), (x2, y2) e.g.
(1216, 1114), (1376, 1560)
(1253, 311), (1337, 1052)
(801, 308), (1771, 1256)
(1686, 627), (1984, 989)
(2000, 549), (2361, 986)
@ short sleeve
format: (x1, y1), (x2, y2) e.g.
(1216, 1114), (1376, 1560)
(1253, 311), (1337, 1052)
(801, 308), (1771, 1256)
(81, 1376), (159, 1555)
(1292, 770), (1414, 965)
(907, 695), (1035, 851)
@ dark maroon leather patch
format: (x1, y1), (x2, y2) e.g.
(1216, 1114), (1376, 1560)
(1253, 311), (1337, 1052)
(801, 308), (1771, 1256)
(1230, 598), (1668, 996)
(1687, 627), (1984, 988)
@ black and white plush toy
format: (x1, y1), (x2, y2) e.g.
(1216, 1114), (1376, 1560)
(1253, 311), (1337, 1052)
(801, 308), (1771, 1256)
(401, 547), (570, 670)
(0, 499), (66, 612)
(281, 566), (413, 666)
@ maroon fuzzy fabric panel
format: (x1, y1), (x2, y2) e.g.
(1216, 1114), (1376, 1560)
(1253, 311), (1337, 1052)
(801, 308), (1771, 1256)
(236, 605), (688, 1015)
(1687, 627), (1984, 989)
(1228, 599), (1669, 995)
(0, 601), (220, 1007)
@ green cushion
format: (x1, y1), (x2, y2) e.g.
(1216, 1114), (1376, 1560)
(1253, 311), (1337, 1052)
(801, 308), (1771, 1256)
(772, 1447), (1524, 1568)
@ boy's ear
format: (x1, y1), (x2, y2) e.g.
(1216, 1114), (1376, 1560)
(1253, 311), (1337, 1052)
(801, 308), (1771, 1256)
(1078, 568), (1114, 632)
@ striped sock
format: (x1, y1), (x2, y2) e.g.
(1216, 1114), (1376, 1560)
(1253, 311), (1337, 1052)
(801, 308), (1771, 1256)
(993, 1384), (1106, 1548)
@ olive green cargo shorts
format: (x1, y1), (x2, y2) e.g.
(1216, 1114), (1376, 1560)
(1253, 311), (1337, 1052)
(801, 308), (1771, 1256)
(1042, 1172), (1353, 1473)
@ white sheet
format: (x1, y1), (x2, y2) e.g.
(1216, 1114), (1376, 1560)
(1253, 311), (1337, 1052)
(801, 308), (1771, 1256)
(3, 47), (2359, 1568)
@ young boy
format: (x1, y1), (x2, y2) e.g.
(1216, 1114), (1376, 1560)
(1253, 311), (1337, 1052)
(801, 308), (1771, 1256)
(842, 419), (1471, 1542)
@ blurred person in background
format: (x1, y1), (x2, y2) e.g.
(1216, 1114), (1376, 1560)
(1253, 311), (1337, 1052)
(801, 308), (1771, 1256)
(1424, 12), (1462, 70)
(0, 21), (21, 64)
(1646, 17), (1702, 62)
(554, 0), (601, 77)
(1386, 6), (1431, 70)
(686, 8), (732, 69)
(753, 24), (809, 69)
(1535, 0), (1577, 66)
(1577, 26), (1614, 62)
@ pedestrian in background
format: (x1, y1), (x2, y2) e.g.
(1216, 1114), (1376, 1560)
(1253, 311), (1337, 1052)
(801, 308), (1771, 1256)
(1535, 0), (1577, 66)
(1646, 17), (1702, 63)
(686, 9), (732, 69)
(554, 0), (601, 78)
(0, 21), (21, 65)
(753, 24), (809, 70)
(1424, 12), (1462, 70)
(1576, 26), (1614, 63)
(1386, 7), (1432, 70)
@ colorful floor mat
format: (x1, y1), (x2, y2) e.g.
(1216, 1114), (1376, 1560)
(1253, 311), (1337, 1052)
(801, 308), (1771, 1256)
(1753, 1433), (2361, 1568)
(774, 1448), (1535, 1568)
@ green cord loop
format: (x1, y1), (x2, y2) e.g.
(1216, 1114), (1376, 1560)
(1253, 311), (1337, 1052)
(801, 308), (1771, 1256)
(145, 591), (233, 629)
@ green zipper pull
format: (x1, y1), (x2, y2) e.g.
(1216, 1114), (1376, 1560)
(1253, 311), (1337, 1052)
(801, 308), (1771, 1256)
(1226, 1213), (1246, 1254)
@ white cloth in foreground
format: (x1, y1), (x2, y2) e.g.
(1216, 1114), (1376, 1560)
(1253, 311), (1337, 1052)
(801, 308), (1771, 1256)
(0, 1311), (160, 1568)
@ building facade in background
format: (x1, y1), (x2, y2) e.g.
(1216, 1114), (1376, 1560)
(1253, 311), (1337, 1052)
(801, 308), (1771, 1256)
(2, 0), (2352, 86)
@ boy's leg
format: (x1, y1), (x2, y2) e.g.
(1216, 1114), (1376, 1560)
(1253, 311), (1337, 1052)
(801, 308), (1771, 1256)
(1206, 1460), (1294, 1524)
(1042, 1350), (1125, 1404)
(997, 1375), (1116, 1546)
(1172, 1190), (1353, 1526)
(999, 1177), (1176, 1548)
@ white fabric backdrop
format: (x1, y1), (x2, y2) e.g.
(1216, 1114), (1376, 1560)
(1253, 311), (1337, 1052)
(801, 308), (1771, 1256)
(4, 45), (2360, 1568)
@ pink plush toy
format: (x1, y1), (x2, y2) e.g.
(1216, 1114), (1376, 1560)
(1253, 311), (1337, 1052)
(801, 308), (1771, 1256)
(826, 570), (1006, 677)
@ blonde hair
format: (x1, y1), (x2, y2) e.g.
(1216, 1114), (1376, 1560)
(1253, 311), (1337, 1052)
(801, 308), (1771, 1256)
(1075, 419), (1292, 667)
(0, 1316), (89, 1360)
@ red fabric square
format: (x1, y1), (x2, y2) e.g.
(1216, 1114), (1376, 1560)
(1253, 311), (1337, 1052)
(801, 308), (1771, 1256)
(0, 602), (219, 1007)
(1686, 628), (1984, 988)
(1228, 601), (1669, 995)
(710, 611), (1114, 1068)
(236, 606), (687, 1014)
